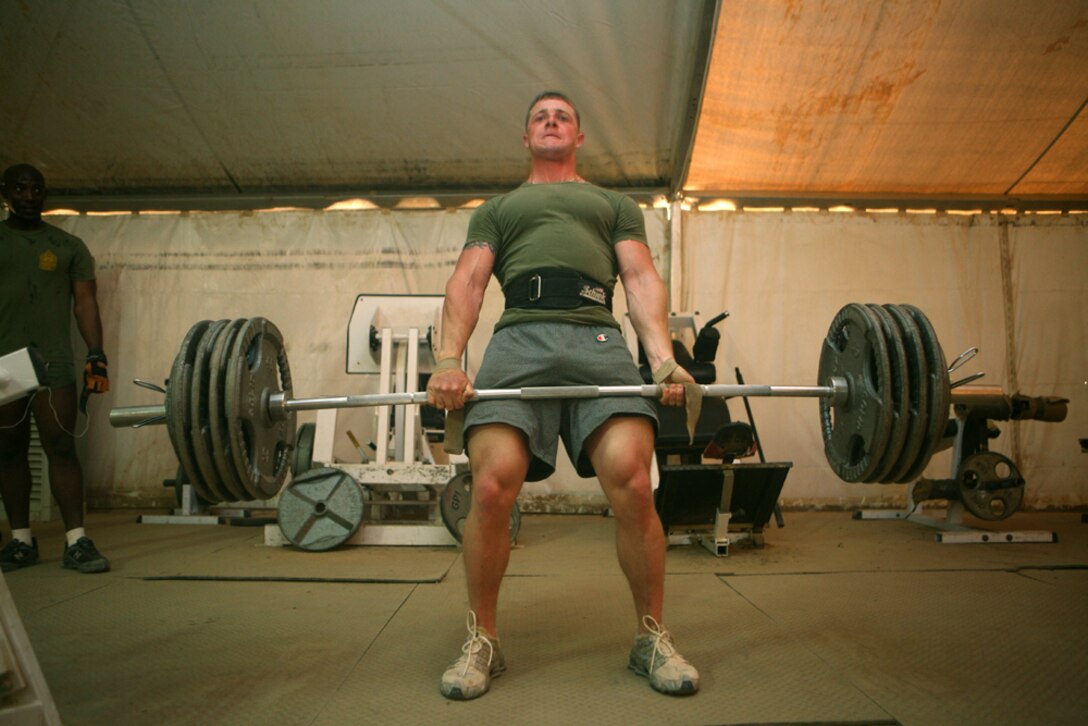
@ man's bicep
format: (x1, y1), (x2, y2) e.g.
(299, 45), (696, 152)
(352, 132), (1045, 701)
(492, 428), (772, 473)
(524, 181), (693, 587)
(71, 278), (98, 302)
(451, 243), (496, 293)
(614, 239), (655, 282)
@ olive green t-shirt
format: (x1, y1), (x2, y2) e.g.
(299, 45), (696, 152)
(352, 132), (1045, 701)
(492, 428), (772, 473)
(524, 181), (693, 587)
(0, 221), (96, 383)
(465, 181), (648, 332)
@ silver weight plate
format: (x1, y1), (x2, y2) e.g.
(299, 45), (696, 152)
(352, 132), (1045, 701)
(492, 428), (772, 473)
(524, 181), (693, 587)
(882, 305), (929, 483)
(165, 320), (219, 504)
(226, 317), (296, 500)
(866, 304), (910, 483)
(207, 319), (250, 502)
(277, 467), (364, 551)
(440, 471), (521, 544)
(817, 303), (894, 482)
(188, 320), (237, 503)
(900, 305), (950, 483)
(957, 451), (1024, 521)
(292, 422), (316, 477)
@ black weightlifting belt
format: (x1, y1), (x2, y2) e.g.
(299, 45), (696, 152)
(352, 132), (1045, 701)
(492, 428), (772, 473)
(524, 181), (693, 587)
(503, 268), (612, 311)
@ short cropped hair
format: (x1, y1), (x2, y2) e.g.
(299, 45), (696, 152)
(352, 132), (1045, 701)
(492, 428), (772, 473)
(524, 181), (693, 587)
(525, 90), (580, 129)
(1, 163), (44, 191)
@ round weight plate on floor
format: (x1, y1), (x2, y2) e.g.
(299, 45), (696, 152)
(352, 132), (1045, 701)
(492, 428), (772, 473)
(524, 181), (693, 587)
(165, 320), (219, 504)
(866, 304), (910, 483)
(818, 303), (894, 482)
(439, 471), (521, 544)
(957, 451), (1024, 521)
(900, 305), (950, 483)
(277, 467), (364, 551)
(188, 319), (235, 503)
(292, 422), (316, 477)
(207, 319), (250, 502)
(226, 317), (296, 500)
(882, 305), (929, 483)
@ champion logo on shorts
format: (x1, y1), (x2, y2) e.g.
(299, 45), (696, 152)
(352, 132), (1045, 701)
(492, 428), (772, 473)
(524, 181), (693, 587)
(595, 333), (609, 342)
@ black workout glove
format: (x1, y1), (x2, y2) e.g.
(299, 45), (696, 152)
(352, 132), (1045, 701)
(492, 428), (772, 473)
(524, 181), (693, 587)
(80, 349), (110, 413)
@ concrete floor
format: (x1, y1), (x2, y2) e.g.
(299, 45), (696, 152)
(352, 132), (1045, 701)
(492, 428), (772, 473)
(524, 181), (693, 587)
(2, 508), (1086, 725)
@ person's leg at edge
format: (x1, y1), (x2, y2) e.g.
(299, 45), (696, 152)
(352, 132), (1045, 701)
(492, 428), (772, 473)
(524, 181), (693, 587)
(0, 397), (35, 531)
(31, 386), (86, 531)
(32, 385), (110, 573)
(583, 416), (664, 631)
(462, 423), (531, 638)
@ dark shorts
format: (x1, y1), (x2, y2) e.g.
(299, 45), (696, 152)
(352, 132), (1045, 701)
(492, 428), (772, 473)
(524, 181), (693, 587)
(41, 360), (76, 388)
(464, 322), (657, 481)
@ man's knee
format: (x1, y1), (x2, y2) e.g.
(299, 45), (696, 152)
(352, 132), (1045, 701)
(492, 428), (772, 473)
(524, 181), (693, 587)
(470, 469), (521, 518)
(38, 432), (78, 461)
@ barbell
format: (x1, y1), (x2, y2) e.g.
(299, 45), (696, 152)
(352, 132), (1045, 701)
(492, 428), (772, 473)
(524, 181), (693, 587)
(110, 303), (968, 505)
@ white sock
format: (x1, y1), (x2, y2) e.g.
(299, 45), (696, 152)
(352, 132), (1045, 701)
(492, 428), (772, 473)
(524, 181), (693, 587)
(65, 527), (87, 547)
(12, 528), (33, 546)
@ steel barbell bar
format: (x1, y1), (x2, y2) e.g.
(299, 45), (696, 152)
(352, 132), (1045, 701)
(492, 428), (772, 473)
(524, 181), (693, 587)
(108, 381), (849, 429)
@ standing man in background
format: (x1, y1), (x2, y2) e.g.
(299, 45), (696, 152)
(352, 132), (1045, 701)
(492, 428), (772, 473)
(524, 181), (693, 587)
(427, 91), (699, 699)
(0, 163), (111, 573)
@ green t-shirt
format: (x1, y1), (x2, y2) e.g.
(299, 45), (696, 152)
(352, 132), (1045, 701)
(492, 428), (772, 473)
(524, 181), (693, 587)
(0, 221), (96, 378)
(466, 181), (648, 332)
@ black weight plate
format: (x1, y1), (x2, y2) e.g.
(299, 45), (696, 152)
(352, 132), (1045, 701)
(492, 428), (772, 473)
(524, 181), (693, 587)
(165, 320), (219, 504)
(882, 305), (929, 483)
(439, 471), (521, 544)
(226, 318), (296, 500)
(900, 305), (950, 482)
(292, 422), (316, 477)
(957, 451), (1024, 521)
(277, 467), (364, 551)
(172, 464), (213, 509)
(817, 303), (894, 482)
(208, 319), (250, 502)
(866, 304), (910, 483)
(188, 319), (237, 503)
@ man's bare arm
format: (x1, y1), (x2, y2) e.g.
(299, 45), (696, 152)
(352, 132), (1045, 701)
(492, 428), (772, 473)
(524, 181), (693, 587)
(71, 279), (104, 351)
(616, 240), (693, 405)
(436, 242), (494, 361)
(428, 242), (495, 409)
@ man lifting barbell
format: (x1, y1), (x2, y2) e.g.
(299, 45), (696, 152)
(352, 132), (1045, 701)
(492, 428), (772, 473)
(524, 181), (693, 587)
(425, 91), (700, 699)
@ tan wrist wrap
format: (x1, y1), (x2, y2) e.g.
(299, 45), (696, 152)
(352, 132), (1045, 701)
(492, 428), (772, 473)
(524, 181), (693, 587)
(433, 357), (462, 373)
(651, 358), (679, 385)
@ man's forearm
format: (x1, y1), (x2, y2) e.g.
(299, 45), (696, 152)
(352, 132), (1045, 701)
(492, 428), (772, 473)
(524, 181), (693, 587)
(437, 278), (484, 362)
(73, 299), (105, 352)
(624, 271), (674, 369)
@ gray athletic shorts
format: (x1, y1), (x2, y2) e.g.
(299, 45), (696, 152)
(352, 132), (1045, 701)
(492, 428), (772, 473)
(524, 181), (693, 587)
(464, 322), (657, 481)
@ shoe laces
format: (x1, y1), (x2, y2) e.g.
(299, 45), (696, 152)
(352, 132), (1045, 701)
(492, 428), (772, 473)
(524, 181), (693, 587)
(641, 615), (679, 673)
(458, 611), (494, 677)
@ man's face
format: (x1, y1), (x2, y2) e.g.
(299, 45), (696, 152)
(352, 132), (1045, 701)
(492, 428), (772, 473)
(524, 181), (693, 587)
(523, 98), (583, 158)
(1, 168), (47, 221)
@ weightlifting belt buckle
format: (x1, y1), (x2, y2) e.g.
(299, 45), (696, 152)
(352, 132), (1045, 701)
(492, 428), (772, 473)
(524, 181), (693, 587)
(529, 273), (542, 302)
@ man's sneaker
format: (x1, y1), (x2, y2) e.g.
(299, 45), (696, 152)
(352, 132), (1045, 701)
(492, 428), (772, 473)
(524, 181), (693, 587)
(440, 611), (506, 700)
(0, 538), (39, 572)
(628, 615), (699, 695)
(62, 537), (110, 573)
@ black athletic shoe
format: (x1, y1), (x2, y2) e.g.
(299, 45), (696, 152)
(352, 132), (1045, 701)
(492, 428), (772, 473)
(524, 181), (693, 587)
(0, 538), (40, 572)
(62, 537), (110, 573)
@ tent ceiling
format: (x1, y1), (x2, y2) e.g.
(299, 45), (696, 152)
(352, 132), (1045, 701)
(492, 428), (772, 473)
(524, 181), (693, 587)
(0, 0), (712, 207)
(1, 0), (1086, 211)
(686, 0), (1088, 206)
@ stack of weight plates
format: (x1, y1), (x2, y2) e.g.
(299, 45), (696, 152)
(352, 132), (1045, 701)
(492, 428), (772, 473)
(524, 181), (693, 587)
(818, 303), (950, 484)
(164, 317), (296, 504)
